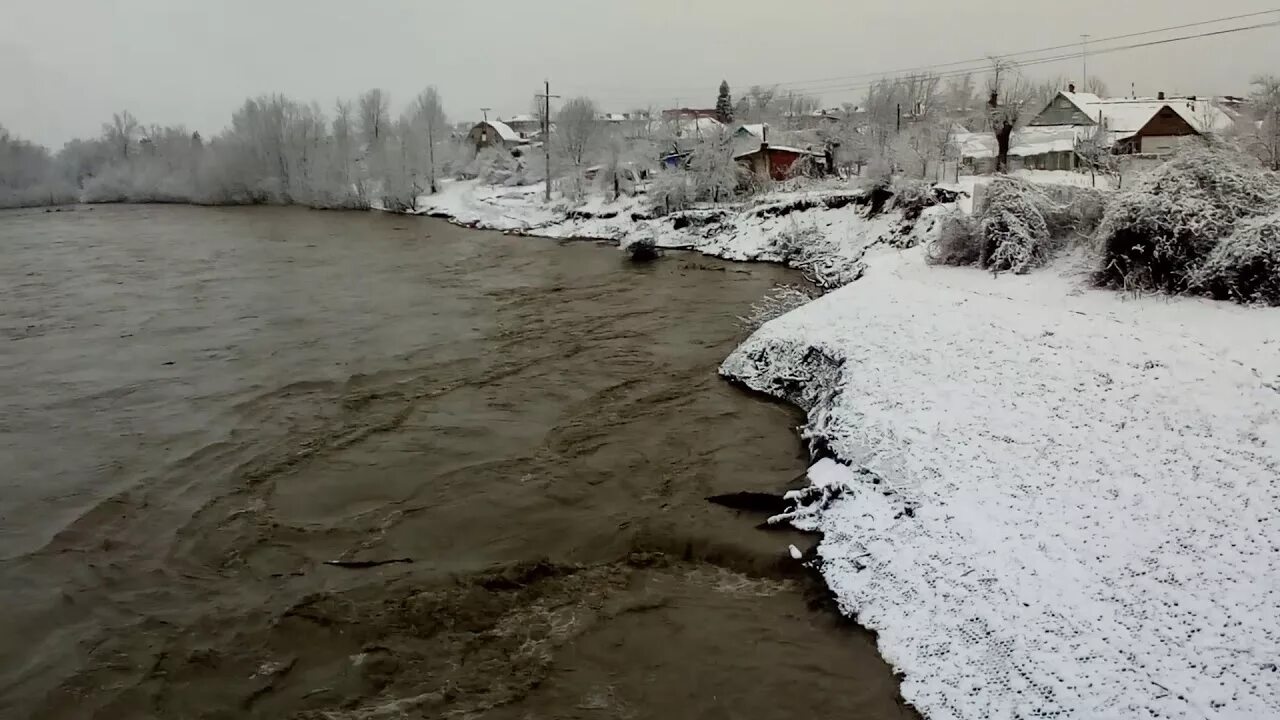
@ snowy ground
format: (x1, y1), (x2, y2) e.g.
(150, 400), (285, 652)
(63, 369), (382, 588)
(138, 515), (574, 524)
(416, 178), (944, 287)
(722, 246), (1280, 720)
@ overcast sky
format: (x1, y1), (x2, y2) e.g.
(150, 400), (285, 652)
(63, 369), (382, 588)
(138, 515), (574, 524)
(2, 0), (1277, 148)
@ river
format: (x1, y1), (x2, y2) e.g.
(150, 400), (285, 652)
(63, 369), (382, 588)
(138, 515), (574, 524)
(0, 204), (913, 719)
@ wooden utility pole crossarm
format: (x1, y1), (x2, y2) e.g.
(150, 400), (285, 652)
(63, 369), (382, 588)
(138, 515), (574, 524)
(536, 80), (560, 203)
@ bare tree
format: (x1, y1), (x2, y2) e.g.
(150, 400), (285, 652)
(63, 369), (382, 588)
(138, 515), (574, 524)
(946, 73), (978, 116)
(555, 96), (599, 166)
(902, 73), (942, 120)
(689, 128), (743, 203)
(747, 85), (779, 123)
(410, 87), (448, 192)
(357, 88), (391, 149)
(1247, 75), (1280, 171)
(986, 58), (1035, 174)
(102, 111), (140, 160)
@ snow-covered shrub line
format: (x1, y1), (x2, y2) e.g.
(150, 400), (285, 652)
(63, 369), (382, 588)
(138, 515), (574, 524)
(737, 284), (817, 331)
(1095, 146), (1280, 296)
(1190, 210), (1280, 305)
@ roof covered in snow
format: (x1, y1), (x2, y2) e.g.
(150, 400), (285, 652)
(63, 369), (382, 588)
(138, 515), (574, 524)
(479, 120), (521, 142)
(672, 116), (725, 137)
(1054, 91), (1235, 138)
(955, 126), (1083, 159)
(1010, 125), (1081, 156)
(734, 123), (769, 139)
(954, 131), (997, 159)
(733, 144), (824, 159)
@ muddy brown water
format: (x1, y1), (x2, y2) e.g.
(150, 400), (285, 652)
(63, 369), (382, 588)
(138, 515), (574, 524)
(0, 205), (914, 719)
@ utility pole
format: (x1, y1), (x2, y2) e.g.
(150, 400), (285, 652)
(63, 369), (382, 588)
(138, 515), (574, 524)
(536, 80), (560, 203)
(426, 113), (437, 193)
(1081, 34), (1091, 89)
(896, 103), (902, 134)
(481, 107), (491, 123)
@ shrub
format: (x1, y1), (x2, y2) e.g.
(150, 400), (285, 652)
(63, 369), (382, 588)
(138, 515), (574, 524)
(649, 168), (691, 215)
(926, 208), (981, 266)
(738, 284), (816, 331)
(1190, 211), (1280, 305)
(463, 147), (518, 184)
(1095, 146), (1280, 294)
(774, 216), (823, 265)
(978, 177), (1056, 274)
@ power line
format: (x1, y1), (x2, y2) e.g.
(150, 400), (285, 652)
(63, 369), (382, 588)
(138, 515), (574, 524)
(762, 7), (1280, 93)
(558, 9), (1280, 100)
(730, 19), (1280, 99)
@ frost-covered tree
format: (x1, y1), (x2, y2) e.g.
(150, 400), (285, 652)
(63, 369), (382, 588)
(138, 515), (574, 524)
(358, 89), (391, 148)
(689, 128), (743, 203)
(0, 125), (77, 208)
(715, 80), (734, 124)
(985, 58), (1035, 173)
(409, 87), (448, 193)
(555, 96), (598, 166)
(745, 85), (778, 123)
(1246, 75), (1280, 171)
(597, 135), (644, 200)
(103, 110), (140, 160)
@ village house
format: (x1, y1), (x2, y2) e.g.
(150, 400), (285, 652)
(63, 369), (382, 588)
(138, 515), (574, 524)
(957, 87), (1236, 173)
(503, 114), (543, 139)
(662, 107), (719, 121)
(467, 120), (529, 153)
(734, 142), (828, 181)
(1025, 88), (1234, 160)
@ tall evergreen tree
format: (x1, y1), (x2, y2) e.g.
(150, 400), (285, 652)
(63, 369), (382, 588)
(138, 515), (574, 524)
(715, 80), (734, 124)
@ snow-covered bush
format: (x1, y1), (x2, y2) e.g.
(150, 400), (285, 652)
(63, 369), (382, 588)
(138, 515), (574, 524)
(891, 178), (933, 212)
(738, 284), (816, 331)
(463, 147), (518, 184)
(926, 207), (981, 266)
(774, 216), (823, 265)
(978, 177), (1055, 274)
(1095, 146), (1280, 294)
(557, 168), (591, 205)
(1190, 211), (1280, 305)
(649, 168), (691, 215)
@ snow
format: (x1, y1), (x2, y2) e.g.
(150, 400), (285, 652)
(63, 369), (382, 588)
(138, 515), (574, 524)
(733, 144), (824, 160)
(1008, 126), (1079, 156)
(674, 116), (724, 137)
(721, 247), (1280, 719)
(1059, 94), (1236, 140)
(482, 120), (521, 143)
(734, 123), (769, 140)
(789, 544), (803, 560)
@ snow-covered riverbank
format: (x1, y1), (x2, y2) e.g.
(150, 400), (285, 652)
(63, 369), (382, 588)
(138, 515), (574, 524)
(723, 246), (1280, 719)
(416, 178), (951, 287)
(415, 175), (1280, 719)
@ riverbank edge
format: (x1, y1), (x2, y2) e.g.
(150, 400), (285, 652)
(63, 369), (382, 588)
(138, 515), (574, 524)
(404, 179), (955, 717)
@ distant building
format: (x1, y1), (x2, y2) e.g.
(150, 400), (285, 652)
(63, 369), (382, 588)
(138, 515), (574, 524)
(734, 143), (827, 181)
(1027, 89), (1234, 157)
(467, 121), (528, 152)
(957, 87), (1238, 173)
(662, 107), (719, 121)
(781, 109), (842, 130)
(504, 114), (543, 138)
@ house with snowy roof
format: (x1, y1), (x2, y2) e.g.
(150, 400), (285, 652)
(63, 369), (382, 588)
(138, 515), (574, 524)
(504, 114), (543, 138)
(467, 120), (529, 153)
(1027, 89), (1234, 158)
